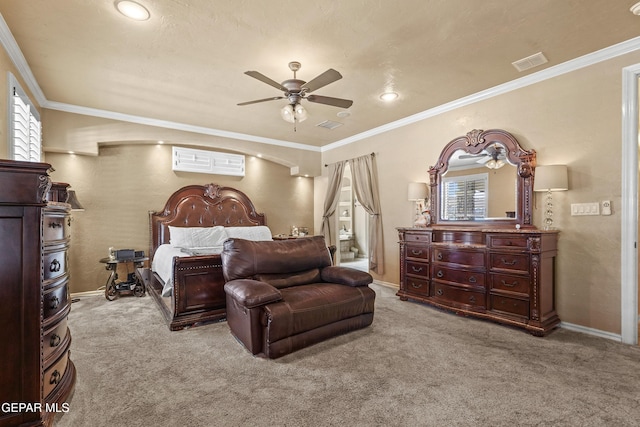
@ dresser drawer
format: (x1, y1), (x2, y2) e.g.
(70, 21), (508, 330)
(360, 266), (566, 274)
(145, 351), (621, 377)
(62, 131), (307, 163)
(43, 318), (69, 363)
(43, 249), (67, 281)
(432, 248), (485, 267)
(432, 283), (485, 309)
(489, 253), (529, 273)
(404, 232), (430, 243)
(43, 350), (70, 399)
(405, 277), (429, 296)
(432, 265), (485, 287)
(43, 212), (70, 242)
(490, 294), (529, 318)
(487, 234), (528, 249)
(43, 280), (69, 322)
(490, 273), (530, 295)
(405, 244), (428, 260)
(406, 260), (429, 277)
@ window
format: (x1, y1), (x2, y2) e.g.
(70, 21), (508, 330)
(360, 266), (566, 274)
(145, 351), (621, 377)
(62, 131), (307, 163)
(441, 173), (488, 220)
(9, 73), (41, 162)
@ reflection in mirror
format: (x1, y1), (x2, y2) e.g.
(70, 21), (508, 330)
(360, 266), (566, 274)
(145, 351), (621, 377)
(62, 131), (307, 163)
(442, 145), (517, 220)
(429, 129), (536, 227)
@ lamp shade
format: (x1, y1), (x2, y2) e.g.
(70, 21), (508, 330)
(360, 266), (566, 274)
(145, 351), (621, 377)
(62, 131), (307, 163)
(408, 182), (429, 201)
(533, 165), (568, 192)
(66, 190), (85, 211)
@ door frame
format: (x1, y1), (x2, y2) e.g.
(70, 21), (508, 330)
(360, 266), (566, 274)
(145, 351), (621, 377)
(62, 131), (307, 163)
(621, 64), (639, 345)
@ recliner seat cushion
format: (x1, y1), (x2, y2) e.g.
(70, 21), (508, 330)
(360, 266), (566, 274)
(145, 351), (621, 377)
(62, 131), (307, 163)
(263, 283), (376, 343)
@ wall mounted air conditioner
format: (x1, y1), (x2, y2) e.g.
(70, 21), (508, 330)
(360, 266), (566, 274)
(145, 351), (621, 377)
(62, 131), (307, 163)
(172, 146), (245, 177)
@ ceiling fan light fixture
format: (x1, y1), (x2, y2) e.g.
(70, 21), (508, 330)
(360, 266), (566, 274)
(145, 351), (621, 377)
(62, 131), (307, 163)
(294, 104), (308, 122)
(280, 104), (295, 123)
(486, 159), (505, 169)
(115, 0), (150, 21)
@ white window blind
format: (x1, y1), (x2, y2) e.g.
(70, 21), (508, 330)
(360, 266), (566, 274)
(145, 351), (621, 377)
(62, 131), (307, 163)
(172, 146), (245, 176)
(441, 173), (488, 220)
(9, 74), (41, 162)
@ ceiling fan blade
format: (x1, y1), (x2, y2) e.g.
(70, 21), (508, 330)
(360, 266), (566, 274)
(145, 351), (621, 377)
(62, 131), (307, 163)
(306, 94), (353, 109)
(244, 71), (287, 91)
(237, 96), (284, 106)
(301, 69), (342, 93)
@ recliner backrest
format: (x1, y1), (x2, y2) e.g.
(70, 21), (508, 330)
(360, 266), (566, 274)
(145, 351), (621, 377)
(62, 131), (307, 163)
(221, 235), (332, 283)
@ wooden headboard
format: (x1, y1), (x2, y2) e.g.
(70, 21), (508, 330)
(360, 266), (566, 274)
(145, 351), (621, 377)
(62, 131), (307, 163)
(148, 183), (266, 260)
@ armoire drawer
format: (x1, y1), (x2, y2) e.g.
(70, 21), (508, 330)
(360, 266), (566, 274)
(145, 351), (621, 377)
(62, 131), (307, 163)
(43, 280), (69, 322)
(43, 350), (70, 399)
(43, 213), (70, 242)
(43, 318), (69, 363)
(43, 249), (67, 282)
(487, 235), (529, 250)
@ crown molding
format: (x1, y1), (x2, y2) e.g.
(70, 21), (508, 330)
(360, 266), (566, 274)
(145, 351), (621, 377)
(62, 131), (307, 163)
(322, 35), (640, 152)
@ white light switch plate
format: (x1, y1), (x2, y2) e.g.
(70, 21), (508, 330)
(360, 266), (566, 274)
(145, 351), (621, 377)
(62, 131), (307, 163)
(571, 202), (600, 216)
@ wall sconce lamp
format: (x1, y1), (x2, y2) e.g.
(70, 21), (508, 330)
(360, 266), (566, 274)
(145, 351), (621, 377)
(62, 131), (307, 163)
(408, 182), (430, 227)
(533, 165), (568, 230)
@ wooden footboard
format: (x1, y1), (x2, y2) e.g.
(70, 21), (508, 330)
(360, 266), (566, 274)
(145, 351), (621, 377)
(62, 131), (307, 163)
(137, 254), (227, 331)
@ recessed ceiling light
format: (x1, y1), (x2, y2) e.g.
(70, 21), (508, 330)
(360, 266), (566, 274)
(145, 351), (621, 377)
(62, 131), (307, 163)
(631, 2), (640, 15)
(115, 1), (150, 21)
(380, 92), (398, 102)
(336, 111), (351, 118)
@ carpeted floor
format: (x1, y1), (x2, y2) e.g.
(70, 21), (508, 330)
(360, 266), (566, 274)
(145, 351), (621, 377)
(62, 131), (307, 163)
(56, 283), (640, 427)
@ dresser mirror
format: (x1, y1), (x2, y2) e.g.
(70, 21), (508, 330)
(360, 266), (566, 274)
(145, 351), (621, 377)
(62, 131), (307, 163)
(429, 129), (536, 227)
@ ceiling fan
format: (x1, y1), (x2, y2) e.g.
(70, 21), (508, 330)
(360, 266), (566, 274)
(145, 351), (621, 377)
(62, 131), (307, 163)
(237, 61), (353, 127)
(459, 144), (508, 169)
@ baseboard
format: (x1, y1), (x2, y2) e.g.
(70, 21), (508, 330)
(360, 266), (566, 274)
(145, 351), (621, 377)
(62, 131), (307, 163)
(70, 290), (104, 298)
(559, 321), (622, 342)
(372, 280), (399, 290)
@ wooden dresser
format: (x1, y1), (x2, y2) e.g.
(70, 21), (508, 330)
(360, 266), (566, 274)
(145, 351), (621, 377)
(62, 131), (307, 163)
(397, 227), (560, 336)
(0, 160), (76, 426)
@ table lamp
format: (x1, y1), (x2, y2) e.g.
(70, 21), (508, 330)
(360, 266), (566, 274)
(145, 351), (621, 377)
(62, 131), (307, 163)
(408, 182), (430, 227)
(533, 165), (568, 230)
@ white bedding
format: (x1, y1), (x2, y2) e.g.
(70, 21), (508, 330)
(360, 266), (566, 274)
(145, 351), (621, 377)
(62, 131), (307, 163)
(152, 225), (272, 297)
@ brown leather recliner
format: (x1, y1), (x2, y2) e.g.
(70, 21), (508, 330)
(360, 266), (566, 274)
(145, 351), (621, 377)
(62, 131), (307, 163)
(221, 236), (375, 359)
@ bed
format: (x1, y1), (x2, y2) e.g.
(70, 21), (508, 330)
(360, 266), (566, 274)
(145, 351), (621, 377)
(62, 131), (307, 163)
(138, 183), (268, 330)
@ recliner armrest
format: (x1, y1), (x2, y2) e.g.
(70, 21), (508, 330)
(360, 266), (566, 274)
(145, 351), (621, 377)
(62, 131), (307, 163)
(224, 279), (282, 308)
(320, 266), (373, 287)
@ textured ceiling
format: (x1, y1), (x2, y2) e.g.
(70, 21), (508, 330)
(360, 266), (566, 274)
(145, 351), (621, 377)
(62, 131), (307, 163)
(1, 0), (640, 149)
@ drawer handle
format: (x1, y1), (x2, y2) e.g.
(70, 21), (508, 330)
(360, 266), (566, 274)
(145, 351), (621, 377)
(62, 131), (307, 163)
(501, 258), (518, 266)
(505, 241), (513, 246)
(50, 370), (61, 385)
(49, 259), (61, 272)
(68, 217), (72, 227)
(49, 221), (62, 228)
(411, 266), (424, 273)
(436, 270), (444, 278)
(411, 249), (423, 256)
(411, 281), (422, 289)
(436, 253), (443, 261)
(436, 288), (443, 296)
(469, 295), (476, 303)
(468, 276), (477, 283)
(50, 296), (60, 309)
(50, 333), (61, 347)
(501, 280), (519, 288)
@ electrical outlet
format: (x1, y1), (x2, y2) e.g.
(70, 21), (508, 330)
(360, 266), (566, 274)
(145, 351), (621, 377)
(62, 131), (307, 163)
(602, 200), (612, 215)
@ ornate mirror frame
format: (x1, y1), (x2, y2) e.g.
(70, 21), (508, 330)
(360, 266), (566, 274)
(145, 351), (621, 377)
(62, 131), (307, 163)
(429, 129), (536, 227)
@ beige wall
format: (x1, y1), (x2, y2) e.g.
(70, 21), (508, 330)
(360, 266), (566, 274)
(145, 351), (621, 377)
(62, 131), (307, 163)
(47, 145), (314, 293)
(319, 50), (640, 335)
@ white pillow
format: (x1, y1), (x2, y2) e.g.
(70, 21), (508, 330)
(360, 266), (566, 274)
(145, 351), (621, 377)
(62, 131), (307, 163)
(168, 226), (228, 248)
(225, 226), (273, 241)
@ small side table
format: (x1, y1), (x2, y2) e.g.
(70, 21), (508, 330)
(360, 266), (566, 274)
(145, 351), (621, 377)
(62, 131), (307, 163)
(99, 256), (148, 301)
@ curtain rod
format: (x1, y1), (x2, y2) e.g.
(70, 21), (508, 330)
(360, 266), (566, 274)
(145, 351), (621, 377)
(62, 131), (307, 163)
(324, 152), (375, 167)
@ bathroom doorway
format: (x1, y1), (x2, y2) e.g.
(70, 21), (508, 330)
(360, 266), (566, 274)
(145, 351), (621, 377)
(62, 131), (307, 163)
(338, 163), (369, 272)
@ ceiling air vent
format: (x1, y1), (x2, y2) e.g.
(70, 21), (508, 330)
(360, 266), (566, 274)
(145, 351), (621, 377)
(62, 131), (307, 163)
(316, 120), (343, 130)
(512, 52), (548, 72)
